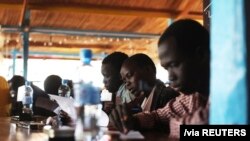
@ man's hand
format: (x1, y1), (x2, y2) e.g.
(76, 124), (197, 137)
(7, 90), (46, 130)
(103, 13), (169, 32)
(46, 110), (72, 128)
(46, 116), (58, 128)
(109, 104), (136, 134)
(59, 110), (72, 125)
(126, 92), (145, 114)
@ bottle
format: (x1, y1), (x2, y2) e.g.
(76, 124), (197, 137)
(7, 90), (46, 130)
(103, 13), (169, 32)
(58, 79), (71, 98)
(74, 49), (102, 141)
(74, 82), (102, 141)
(74, 49), (101, 87)
(21, 81), (33, 121)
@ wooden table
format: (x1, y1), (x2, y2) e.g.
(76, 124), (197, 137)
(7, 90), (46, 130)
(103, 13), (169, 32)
(0, 117), (177, 141)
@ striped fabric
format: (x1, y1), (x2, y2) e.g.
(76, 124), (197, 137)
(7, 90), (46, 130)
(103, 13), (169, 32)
(169, 103), (209, 138)
(134, 92), (208, 131)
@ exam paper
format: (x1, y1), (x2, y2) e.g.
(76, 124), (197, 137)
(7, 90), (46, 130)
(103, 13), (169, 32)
(17, 85), (25, 101)
(48, 94), (109, 127)
(49, 94), (76, 120)
(120, 130), (145, 140)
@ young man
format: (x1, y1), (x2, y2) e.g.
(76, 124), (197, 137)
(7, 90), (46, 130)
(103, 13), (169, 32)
(110, 19), (210, 137)
(120, 53), (178, 112)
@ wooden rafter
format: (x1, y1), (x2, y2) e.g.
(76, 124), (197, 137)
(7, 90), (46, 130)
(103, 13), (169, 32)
(0, 3), (22, 9)
(19, 0), (27, 26)
(175, 0), (199, 20)
(0, 2), (203, 20)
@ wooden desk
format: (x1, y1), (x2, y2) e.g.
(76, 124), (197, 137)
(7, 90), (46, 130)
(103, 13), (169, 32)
(0, 117), (177, 141)
(0, 117), (48, 141)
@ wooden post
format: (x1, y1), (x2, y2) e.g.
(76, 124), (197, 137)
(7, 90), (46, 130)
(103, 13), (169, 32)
(203, 0), (211, 32)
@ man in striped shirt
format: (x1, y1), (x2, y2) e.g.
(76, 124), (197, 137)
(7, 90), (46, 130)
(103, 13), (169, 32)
(110, 19), (210, 137)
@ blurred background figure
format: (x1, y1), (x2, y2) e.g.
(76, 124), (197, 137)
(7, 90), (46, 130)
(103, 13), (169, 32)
(8, 75), (25, 99)
(44, 74), (62, 95)
(8, 75), (25, 115)
(9, 75), (57, 117)
(0, 76), (11, 117)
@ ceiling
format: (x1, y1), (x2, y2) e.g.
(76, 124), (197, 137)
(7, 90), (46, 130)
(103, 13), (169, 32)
(0, 0), (204, 60)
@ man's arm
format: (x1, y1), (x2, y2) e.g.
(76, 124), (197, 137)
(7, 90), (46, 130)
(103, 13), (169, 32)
(134, 93), (197, 130)
(168, 104), (209, 138)
(110, 93), (205, 133)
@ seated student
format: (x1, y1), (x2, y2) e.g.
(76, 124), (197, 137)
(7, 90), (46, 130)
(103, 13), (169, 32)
(101, 52), (135, 114)
(44, 75), (62, 95)
(110, 19), (210, 136)
(9, 75), (57, 117)
(120, 53), (179, 112)
(8, 75), (25, 115)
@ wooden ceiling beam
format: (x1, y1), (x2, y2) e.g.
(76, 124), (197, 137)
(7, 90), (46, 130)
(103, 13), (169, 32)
(0, 2), (202, 19)
(19, 0), (27, 26)
(28, 3), (175, 18)
(28, 3), (203, 19)
(185, 12), (203, 19)
(0, 3), (22, 9)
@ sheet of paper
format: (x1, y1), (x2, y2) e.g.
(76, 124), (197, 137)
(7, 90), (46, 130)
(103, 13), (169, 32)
(48, 94), (76, 120)
(48, 94), (109, 127)
(17, 85), (25, 101)
(120, 130), (145, 140)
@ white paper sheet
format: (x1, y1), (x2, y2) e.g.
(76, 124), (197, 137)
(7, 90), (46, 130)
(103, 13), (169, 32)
(120, 130), (145, 140)
(103, 130), (144, 140)
(49, 94), (76, 120)
(17, 85), (25, 101)
(48, 94), (109, 127)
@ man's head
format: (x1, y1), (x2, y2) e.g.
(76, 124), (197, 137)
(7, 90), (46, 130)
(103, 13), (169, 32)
(44, 75), (62, 95)
(158, 19), (210, 94)
(8, 75), (25, 91)
(101, 52), (128, 93)
(120, 53), (156, 97)
(8, 75), (25, 98)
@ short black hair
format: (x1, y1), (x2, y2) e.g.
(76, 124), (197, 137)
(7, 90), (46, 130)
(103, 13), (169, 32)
(102, 52), (128, 71)
(8, 75), (25, 91)
(158, 19), (209, 58)
(125, 53), (156, 74)
(44, 75), (62, 95)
